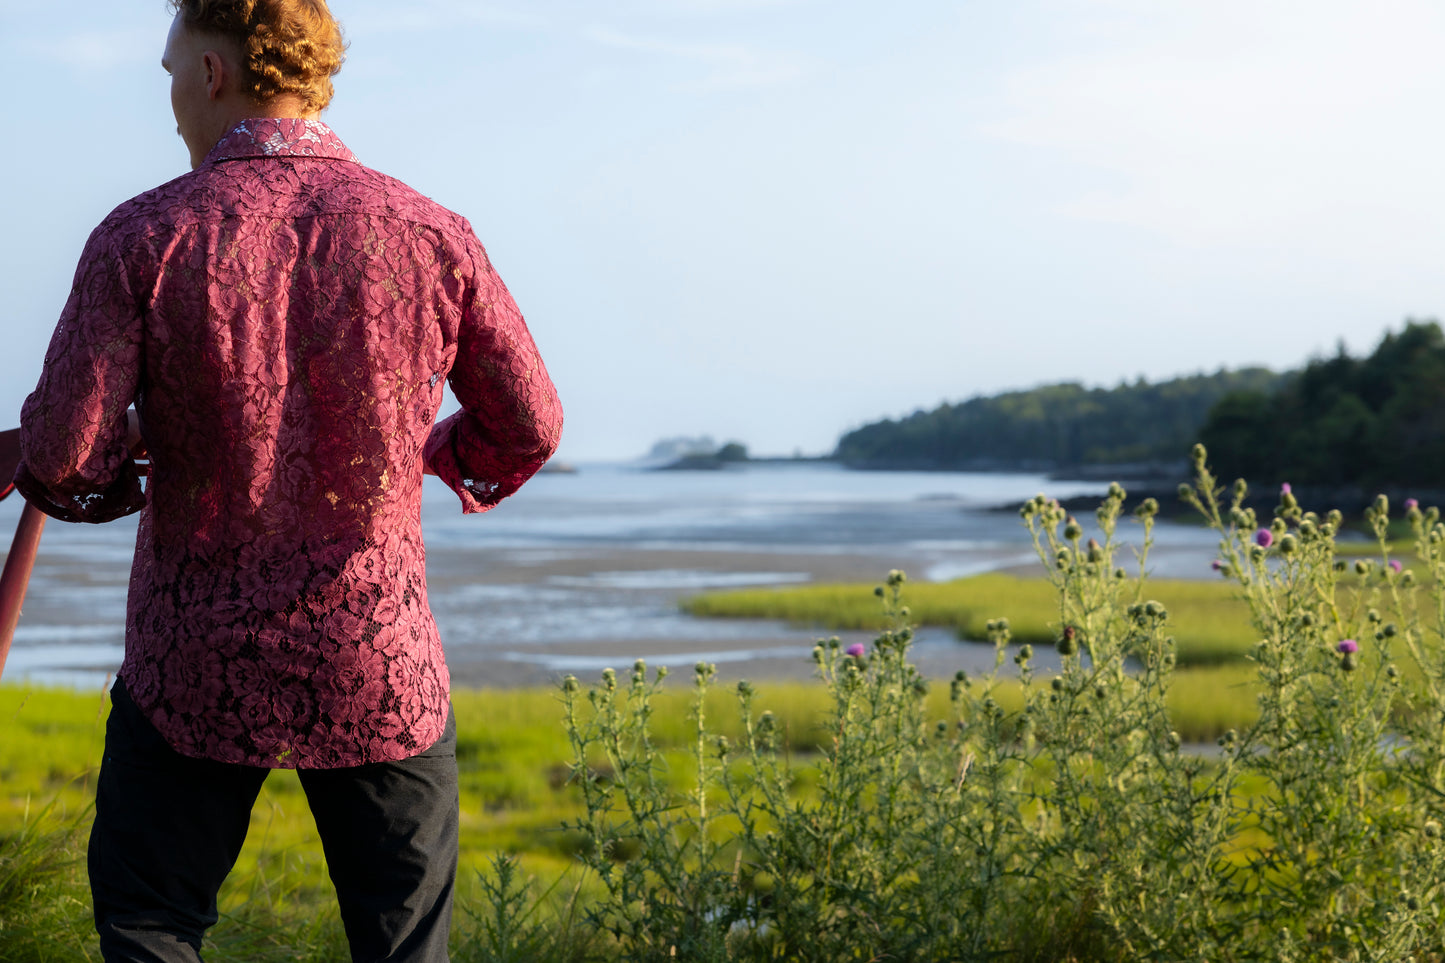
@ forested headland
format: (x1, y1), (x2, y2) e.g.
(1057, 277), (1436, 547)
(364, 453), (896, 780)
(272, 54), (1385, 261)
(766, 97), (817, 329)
(1199, 320), (1445, 489)
(834, 319), (1445, 498)
(833, 367), (1282, 473)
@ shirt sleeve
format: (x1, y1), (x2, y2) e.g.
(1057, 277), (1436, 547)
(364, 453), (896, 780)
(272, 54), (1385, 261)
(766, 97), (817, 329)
(14, 222), (146, 523)
(424, 243), (562, 513)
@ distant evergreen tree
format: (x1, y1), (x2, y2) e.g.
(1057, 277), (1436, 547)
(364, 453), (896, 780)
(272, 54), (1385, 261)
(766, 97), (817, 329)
(716, 442), (749, 462)
(1200, 320), (1445, 487)
(834, 369), (1281, 470)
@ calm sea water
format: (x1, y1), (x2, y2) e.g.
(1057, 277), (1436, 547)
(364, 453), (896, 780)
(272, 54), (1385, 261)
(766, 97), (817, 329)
(0, 463), (1221, 688)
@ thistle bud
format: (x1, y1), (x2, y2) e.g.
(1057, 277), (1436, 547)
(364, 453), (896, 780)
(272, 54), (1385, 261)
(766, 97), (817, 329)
(1191, 443), (1207, 466)
(1064, 518), (1083, 541)
(1135, 497), (1159, 519)
(1278, 534), (1298, 555)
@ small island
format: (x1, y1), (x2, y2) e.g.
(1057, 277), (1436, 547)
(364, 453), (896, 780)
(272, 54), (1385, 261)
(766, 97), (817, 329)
(642, 436), (751, 471)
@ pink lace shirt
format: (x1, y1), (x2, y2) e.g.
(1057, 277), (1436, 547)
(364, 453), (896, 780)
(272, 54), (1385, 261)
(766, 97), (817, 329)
(15, 119), (562, 768)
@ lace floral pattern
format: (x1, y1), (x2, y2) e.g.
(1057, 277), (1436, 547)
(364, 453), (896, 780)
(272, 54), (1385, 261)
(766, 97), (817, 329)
(15, 119), (562, 767)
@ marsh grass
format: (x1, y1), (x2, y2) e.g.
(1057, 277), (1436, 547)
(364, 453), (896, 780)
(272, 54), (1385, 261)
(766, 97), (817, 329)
(684, 572), (1262, 665)
(0, 660), (1268, 960)
(0, 681), (843, 961)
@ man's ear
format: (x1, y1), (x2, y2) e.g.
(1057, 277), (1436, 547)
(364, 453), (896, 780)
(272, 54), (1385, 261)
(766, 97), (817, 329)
(201, 49), (226, 101)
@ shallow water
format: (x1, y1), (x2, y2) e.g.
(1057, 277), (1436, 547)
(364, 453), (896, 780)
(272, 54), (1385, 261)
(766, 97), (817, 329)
(0, 462), (1220, 689)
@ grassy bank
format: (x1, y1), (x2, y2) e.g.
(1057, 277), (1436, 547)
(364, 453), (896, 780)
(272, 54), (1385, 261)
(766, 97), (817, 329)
(683, 572), (1263, 666)
(0, 664), (1259, 960)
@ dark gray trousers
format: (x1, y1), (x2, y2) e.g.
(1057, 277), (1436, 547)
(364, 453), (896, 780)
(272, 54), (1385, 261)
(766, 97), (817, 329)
(89, 677), (458, 963)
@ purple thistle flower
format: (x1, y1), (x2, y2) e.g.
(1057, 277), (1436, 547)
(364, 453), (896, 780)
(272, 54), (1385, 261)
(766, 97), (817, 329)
(1211, 559), (1225, 573)
(1390, 559), (1403, 573)
(1337, 639), (1359, 654)
(845, 642), (866, 658)
(1255, 528), (1274, 549)
(1405, 498), (1420, 512)
(1281, 482), (1292, 495)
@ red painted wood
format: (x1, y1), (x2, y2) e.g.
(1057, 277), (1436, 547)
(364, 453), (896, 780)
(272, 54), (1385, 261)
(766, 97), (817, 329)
(0, 501), (45, 680)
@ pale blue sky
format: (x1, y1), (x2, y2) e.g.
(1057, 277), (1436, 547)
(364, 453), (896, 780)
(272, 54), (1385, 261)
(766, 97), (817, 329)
(3, 1), (1444, 461)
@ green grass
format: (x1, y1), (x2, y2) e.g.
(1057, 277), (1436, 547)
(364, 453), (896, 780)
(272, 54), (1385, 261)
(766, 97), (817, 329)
(0, 669), (1262, 959)
(683, 572), (1262, 666)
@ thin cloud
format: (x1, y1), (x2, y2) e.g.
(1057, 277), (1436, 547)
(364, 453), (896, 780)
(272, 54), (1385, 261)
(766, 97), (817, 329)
(343, 1), (549, 35)
(978, 0), (1445, 267)
(628, 0), (807, 12)
(587, 26), (809, 90)
(30, 27), (159, 71)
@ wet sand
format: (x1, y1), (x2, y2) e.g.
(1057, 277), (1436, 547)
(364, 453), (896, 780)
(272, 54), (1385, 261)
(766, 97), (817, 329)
(426, 542), (1060, 690)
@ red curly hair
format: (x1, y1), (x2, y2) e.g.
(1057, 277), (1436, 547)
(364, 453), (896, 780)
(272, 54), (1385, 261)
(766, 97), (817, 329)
(170, 0), (346, 113)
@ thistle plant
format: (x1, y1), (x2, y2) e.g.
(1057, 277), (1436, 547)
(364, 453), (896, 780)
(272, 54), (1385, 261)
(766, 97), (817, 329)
(1177, 446), (1445, 958)
(559, 447), (1445, 960)
(1016, 479), (1241, 959)
(561, 660), (740, 962)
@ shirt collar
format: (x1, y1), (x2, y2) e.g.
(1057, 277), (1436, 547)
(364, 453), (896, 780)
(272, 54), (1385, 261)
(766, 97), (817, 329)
(201, 118), (359, 166)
